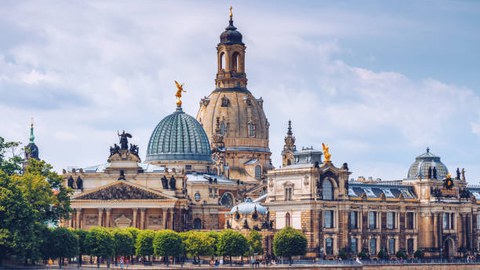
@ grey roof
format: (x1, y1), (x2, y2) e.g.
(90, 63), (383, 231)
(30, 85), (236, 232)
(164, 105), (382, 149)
(230, 198), (268, 215)
(348, 182), (416, 199)
(407, 148), (448, 180)
(146, 107), (211, 163)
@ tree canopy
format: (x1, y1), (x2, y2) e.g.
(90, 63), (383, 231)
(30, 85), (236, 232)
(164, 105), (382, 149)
(217, 229), (249, 264)
(135, 230), (155, 258)
(273, 227), (307, 264)
(153, 230), (184, 258)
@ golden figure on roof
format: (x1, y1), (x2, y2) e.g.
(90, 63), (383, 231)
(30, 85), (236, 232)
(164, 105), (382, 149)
(229, 6), (233, 18)
(322, 143), (331, 162)
(174, 80), (186, 107)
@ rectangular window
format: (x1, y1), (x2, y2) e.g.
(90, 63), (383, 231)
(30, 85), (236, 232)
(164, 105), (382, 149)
(285, 188), (292, 201)
(443, 213), (454, 230)
(407, 212), (415, 229)
(350, 238), (358, 254)
(325, 237), (334, 255)
(407, 238), (414, 255)
(349, 211), (358, 229)
(387, 212), (395, 229)
(324, 210), (334, 228)
(369, 238), (377, 255)
(388, 238), (396, 255)
(368, 212), (377, 229)
(450, 213), (455, 229)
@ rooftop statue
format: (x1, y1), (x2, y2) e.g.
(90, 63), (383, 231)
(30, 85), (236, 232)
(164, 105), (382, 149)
(118, 130), (132, 150)
(322, 143), (331, 162)
(174, 80), (186, 107)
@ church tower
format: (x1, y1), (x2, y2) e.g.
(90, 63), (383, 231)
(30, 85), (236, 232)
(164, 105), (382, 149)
(197, 8), (272, 183)
(25, 120), (39, 160)
(281, 121), (296, 167)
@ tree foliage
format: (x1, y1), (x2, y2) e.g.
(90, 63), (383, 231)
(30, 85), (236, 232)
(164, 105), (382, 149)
(112, 229), (134, 257)
(0, 136), (72, 265)
(273, 227), (307, 263)
(181, 231), (216, 261)
(153, 230), (184, 258)
(48, 227), (78, 267)
(247, 230), (263, 256)
(135, 230), (155, 257)
(217, 229), (249, 261)
(85, 227), (114, 259)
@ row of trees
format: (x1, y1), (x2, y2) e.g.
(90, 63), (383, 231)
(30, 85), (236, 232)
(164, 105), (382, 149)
(37, 226), (308, 268)
(0, 137), (71, 266)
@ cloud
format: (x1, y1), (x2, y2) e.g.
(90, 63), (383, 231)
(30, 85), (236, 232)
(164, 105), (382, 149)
(0, 1), (479, 183)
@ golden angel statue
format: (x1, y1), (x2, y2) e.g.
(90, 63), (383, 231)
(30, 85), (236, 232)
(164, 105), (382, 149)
(174, 80), (186, 107)
(322, 143), (331, 162)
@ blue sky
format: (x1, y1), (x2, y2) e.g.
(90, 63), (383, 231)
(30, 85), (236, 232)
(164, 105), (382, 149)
(0, 0), (479, 182)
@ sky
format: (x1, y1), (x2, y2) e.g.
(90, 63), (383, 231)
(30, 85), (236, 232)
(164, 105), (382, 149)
(1, 0), (480, 182)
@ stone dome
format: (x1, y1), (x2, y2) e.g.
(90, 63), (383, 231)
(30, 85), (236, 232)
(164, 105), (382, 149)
(407, 148), (449, 180)
(230, 198), (267, 215)
(146, 107), (212, 163)
(220, 18), (243, 45)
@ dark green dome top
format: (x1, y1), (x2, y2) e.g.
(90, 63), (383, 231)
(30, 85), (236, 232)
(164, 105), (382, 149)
(146, 107), (212, 163)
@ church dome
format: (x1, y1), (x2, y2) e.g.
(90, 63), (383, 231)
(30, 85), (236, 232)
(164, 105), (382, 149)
(146, 107), (211, 163)
(230, 198), (267, 215)
(407, 148), (449, 180)
(219, 18), (243, 45)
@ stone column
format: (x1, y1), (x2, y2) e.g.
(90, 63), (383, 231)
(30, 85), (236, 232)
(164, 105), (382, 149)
(98, 208), (103, 227)
(140, 208), (146, 229)
(132, 208), (138, 228)
(170, 210), (174, 230)
(162, 209), (167, 229)
(75, 208), (82, 229)
(105, 208), (111, 228)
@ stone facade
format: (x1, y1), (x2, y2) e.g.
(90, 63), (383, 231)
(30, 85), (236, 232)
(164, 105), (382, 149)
(265, 123), (480, 259)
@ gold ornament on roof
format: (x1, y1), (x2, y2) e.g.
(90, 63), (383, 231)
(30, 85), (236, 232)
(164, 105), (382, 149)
(174, 80), (186, 107)
(229, 6), (233, 19)
(322, 143), (331, 162)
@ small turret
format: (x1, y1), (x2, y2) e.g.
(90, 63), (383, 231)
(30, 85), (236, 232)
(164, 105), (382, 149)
(281, 120), (296, 166)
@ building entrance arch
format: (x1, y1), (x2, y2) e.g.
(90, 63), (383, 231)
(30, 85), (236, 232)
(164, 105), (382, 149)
(443, 238), (455, 258)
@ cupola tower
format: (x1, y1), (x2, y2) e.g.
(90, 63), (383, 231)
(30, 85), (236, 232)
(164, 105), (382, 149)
(197, 8), (272, 183)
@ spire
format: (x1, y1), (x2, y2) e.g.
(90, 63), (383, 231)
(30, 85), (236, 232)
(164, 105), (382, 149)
(227, 6), (236, 30)
(30, 117), (35, 143)
(287, 120), (292, 136)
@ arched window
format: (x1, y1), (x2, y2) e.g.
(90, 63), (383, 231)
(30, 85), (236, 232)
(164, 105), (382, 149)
(248, 123), (256, 137)
(255, 165), (262, 180)
(193, 218), (202, 229)
(285, 212), (291, 227)
(232, 52), (239, 72)
(220, 122), (227, 136)
(322, 179), (334, 200)
(220, 192), (234, 208)
(220, 52), (225, 70)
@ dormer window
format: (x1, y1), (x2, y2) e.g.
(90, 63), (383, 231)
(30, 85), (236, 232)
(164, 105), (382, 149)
(221, 96), (230, 107)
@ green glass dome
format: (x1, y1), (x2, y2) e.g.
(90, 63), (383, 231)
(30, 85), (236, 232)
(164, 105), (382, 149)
(146, 107), (212, 163)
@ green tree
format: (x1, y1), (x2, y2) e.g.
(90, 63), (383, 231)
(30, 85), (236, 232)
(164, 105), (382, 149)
(112, 229), (134, 265)
(273, 227), (307, 265)
(73, 229), (89, 266)
(135, 230), (155, 261)
(85, 227), (114, 268)
(48, 227), (79, 268)
(0, 137), (22, 176)
(216, 229), (249, 266)
(246, 230), (263, 256)
(181, 231), (215, 265)
(125, 227), (140, 258)
(154, 230), (184, 265)
(0, 170), (35, 265)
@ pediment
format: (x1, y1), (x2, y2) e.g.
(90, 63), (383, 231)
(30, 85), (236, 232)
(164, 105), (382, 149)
(74, 181), (175, 201)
